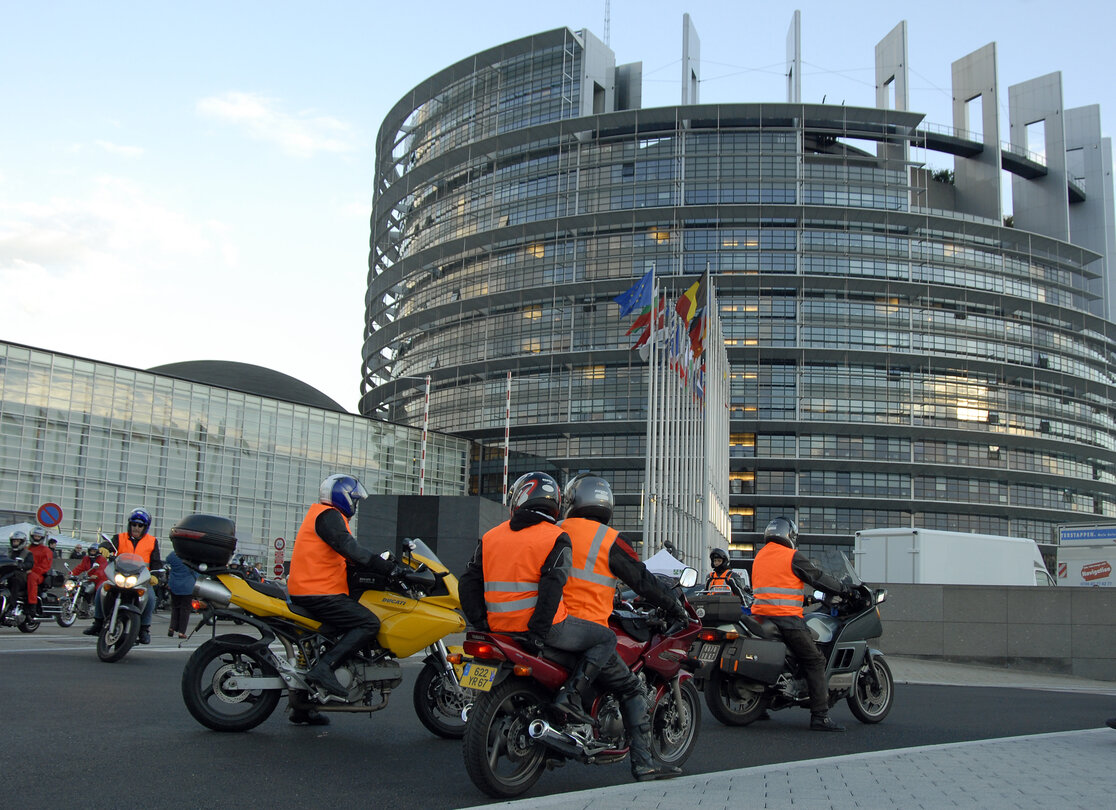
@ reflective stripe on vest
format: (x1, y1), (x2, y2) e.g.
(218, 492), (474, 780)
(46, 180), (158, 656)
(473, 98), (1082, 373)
(750, 542), (805, 617)
(287, 504), (349, 596)
(559, 517), (618, 626)
(481, 520), (569, 632)
(707, 570), (732, 593)
(117, 532), (156, 565)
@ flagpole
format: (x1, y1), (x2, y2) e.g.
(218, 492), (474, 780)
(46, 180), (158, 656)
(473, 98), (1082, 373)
(643, 271), (658, 558)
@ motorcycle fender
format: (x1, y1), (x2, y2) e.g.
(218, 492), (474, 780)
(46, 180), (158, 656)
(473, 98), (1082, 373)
(114, 601), (144, 617)
(207, 607), (278, 646)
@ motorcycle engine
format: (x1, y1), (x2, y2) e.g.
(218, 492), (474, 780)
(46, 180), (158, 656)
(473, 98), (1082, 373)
(596, 695), (626, 741)
(343, 658), (403, 691)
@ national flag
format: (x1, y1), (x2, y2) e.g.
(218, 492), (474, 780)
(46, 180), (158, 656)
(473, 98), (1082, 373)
(689, 311), (706, 358)
(674, 275), (707, 325)
(626, 292), (666, 336)
(613, 269), (654, 318)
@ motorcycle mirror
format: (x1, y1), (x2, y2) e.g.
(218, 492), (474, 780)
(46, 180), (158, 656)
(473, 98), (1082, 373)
(875, 588), (888, 605)
(813, 590), (825, 601)
(678, 568), (699, 589)
(403, 538), (418, 552)
(379, 551), (392, 560)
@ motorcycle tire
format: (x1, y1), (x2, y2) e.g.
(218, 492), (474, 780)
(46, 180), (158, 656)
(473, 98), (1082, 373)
(847, 654), (894, 724)
(651, 679), (702, 767)
(97, 612), (139, 662)
(57, 599), (78, 628)
(18, 614), (40, 633)
(462, 679), (548, 799)
(413, 660), (469, 739)
(704, 669), (770, 726)
(182, 633), (281, 732)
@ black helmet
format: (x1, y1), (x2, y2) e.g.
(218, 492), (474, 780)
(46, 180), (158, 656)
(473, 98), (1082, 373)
(562, 474), (614, 524)
(763, 516), (799, 549)
(29, 526), (47, 545)
(710, 547), (729, 569)
(9, 530), (28, 551)
(508, 472), (561, 519)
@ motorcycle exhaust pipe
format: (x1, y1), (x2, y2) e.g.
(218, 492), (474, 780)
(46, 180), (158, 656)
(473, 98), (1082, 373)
(527, 718), (585, 758)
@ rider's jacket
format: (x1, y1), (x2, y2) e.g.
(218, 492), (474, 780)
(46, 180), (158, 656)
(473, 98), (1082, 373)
(287, 504), (350, 596)
(481, 520), (570, 633)
(750, 542), (805, 617)
(116, 532), (157, 565)
(559, 517), (619, 626)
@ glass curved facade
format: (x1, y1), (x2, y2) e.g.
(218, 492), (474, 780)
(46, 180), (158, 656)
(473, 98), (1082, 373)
(0, 342), (469, 560)
(363, 28), (1116, 555)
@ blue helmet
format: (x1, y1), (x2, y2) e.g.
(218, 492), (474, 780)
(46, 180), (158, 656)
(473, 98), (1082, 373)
(319, 474), (369, 518)
(128, 509), (152, 532)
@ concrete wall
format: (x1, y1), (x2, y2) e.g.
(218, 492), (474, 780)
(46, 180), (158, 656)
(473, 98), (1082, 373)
(876, 583), (1116, 681)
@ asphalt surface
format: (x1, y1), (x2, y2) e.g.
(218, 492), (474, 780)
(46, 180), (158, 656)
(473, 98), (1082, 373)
(2, 618), (1114, 809)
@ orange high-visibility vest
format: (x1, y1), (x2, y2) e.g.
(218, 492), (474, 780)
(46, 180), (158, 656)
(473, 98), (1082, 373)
(287, 504), (349, 596)
(750, 542), (805, 617)
(707, 570), (733, 593)
(481, 520), (569, 632)
(116, 532), (157, 565)
(559, 516), (618, 627)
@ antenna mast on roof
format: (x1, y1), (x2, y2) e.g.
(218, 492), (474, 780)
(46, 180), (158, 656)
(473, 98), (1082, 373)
(604, 0), (610, 46)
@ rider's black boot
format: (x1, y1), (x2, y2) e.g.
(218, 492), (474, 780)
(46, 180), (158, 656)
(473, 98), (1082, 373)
(621, 693), (682, 781)
(305, 626), (378, 698)
(552, 660), (599, 724)
(83, 620), (102, 636)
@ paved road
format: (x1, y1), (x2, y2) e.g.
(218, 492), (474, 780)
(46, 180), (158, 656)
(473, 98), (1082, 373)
(3, 620), (1113, 809)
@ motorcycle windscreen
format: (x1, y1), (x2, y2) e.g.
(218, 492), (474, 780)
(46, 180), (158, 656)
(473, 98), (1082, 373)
(113, 554), (147, 577)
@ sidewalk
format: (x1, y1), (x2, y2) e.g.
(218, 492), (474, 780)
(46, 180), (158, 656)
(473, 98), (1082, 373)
(462, 656), (1116, 810)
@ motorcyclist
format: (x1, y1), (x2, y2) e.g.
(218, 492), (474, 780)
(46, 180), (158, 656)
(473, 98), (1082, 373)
(5, 530), (34, 617)
(287, 474), (399, 722)
(82, 542), (116, 636)
(459, 472), (616, 723)
(706, 547), (750, 600)
(558, 473), (688, 782)
(111, 509), (163, 644)
(26, 527), (54, 617)
(751, 516), (853, 732)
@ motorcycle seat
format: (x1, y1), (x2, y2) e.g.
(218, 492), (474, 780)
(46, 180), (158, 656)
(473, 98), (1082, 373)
(247, 580), (287, 601)
(740, 613), (781, 640)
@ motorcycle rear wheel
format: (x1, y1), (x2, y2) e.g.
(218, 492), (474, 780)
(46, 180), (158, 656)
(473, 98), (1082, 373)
(847, 655), (893, 723)
(413, 660), (469, 739)
(182, 633), (281, 732)
(57, 598), (77, 627)
(652, 679), (702, 766)
(17, 613), (40, 633)
(462, 679), (548, 799)
(97, 611), (139, 662)
(705, 669), (770, 726)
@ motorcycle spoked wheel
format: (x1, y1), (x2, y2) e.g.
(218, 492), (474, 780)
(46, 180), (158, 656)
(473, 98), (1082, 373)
(57, 597), (78, 628)
(182, 633), (281, 732)
(97, 610), (139, 662)
(651, 679), (702, 767)
(462, 679), (549, 799)
(704, 669), (770, 726)
(413, 660), (470, 739)
(847, 655), (894, 724)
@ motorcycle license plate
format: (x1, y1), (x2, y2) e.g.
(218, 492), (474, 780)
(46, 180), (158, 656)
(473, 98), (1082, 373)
(460, 662), (497, 692)
(698, 643), (720, 663)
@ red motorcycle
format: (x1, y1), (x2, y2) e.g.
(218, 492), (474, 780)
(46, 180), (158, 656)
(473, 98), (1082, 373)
(459, 569), (703, 799)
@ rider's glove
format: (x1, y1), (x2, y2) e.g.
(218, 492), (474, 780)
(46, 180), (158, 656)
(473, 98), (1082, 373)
(150, 575), (159, 586)
(669, 602), (689, 624)
(525, 631), (547, 652)
(389, 564), (410, 581)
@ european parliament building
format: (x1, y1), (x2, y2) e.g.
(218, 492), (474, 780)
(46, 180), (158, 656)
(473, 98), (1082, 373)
(361, 17), (1116, 559)
(0, 341), (470, 561)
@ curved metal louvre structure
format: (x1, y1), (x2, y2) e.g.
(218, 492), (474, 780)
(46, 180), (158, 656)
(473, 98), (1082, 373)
(364, 27), (1116, 550)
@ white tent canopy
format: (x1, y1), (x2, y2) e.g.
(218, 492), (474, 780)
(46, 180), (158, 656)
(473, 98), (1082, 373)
(643, 547), (688, 577)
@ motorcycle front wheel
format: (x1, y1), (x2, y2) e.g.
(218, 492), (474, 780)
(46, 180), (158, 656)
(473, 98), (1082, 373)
(413, 660), (470, 739)
(462, 679), (548, 799)
(847, 655), (894, 723)
(704, 669), (770, 726)
(97, 611), (139, 662)
(651, 679), (702, 767)
(57, 597), (77, 628)
(182, 633), (281, 732)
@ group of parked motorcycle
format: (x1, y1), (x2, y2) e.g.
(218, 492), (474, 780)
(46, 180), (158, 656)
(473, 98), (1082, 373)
(3, 515), (895, 800)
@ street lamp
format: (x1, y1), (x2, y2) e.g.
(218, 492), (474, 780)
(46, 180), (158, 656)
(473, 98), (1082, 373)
(396, 375), (432, 496)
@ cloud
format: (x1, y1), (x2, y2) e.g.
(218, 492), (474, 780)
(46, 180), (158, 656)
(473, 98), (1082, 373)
(196, 91), (356, 157)
(95, 140), (145, 157)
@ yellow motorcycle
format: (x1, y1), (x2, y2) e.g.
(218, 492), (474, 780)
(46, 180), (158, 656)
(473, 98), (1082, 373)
(173, 516), (469, 737)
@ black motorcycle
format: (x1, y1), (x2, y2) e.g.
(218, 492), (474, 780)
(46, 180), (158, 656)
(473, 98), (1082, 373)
(690, 552), (894, 726)
(0, 559), (68, 632)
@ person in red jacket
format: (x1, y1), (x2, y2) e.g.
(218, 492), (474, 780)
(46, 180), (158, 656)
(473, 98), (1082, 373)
(80, 543), (114, 635)
(26, 527), (54, 616)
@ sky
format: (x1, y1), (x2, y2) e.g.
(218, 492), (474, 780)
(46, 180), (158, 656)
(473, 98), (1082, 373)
(1, 0), (1112, 413)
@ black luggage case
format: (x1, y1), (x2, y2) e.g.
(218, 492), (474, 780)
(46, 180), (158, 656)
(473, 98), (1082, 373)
(691, 593), (744, 624)
(170, 514), (237, 566)
(719, 637), (785, 684)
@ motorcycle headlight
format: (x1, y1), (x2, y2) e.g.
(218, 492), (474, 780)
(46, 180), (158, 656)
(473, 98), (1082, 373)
(125, 575), (138, 588)
(114, 573), (127, 587)
(64, 580), (76, 591)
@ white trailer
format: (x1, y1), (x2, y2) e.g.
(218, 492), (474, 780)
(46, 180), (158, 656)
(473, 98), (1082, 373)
(1056, 525), (1116, 587)
(853, 527), (1055, 586)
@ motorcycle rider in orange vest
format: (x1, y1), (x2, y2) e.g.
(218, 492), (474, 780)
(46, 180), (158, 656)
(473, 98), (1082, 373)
(459, 471), (617, 723)
(559, 474), (689, 781)
(101, 509), (162, 644)
(750, 516), (852, 732)
(705, 547), (750, 600)
(287, 474), (402, 723)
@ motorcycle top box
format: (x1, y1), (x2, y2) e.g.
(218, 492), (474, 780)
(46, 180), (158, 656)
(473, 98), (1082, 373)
(691, 593), (744, 624)
(170, 514), (237, 566)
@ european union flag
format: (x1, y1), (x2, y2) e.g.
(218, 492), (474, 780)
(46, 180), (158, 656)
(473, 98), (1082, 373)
(612, 269), (654, 318)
